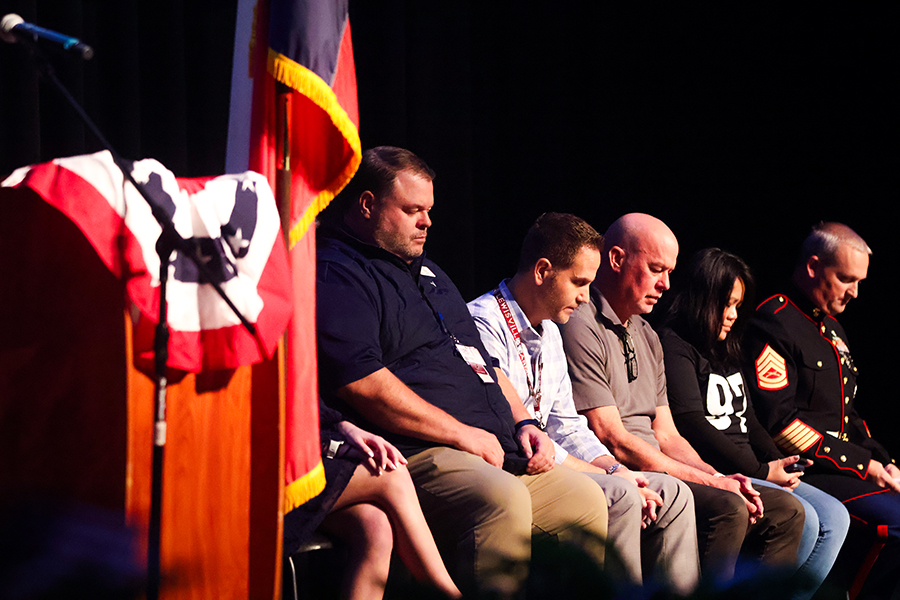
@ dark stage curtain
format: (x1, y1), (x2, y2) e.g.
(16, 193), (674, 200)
(2, 2), (897, 453)
(0, 0), (236, 178)
(349, 3), (900, 454)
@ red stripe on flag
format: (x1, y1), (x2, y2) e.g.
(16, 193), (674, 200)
(11, 160), (149, 283)
(8, 154), (292, 374)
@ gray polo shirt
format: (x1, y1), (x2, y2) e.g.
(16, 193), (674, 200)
(560, 284), (668, 450)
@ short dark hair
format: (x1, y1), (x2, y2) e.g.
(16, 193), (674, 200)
(663, 248), (754, 369)
(325, 146), (435, 220)
(516, 213), (603, 274)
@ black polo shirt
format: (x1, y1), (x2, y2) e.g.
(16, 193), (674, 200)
(316, 226), (521, 463)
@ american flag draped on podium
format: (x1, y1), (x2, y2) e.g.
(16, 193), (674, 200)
(227, 0), (361, 510)
(1, 151), (292, 373)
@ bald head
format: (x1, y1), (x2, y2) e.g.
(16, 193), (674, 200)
(598, 213), (679, 322)
(605, 213), (678, 255)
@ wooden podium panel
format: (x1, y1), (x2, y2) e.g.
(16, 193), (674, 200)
(0, 188), (283, 599)
(126, 351), (283, 599)
(0, 189), (129, 510)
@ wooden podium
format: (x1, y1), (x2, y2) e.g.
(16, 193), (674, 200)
(0, 188), (284, 599)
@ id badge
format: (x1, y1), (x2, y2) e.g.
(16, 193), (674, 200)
(456, 344), (495, 383)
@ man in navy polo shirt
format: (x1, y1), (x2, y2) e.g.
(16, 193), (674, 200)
(315, 147), (609, 596)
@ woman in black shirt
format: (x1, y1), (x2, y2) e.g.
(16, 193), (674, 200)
(659, 248), (849, 599)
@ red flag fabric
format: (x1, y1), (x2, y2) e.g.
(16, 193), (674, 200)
(229, 0), (361, 510)
(1, 151), (292, 372)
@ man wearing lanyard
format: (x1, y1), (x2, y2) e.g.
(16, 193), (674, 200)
(315, 147), (609, 596)
(468, 212), (700, 594)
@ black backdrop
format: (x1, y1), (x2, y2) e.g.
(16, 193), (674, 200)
(1, 2), (897, 453)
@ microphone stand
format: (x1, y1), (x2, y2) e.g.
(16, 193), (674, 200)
(19, 42), (260, 600)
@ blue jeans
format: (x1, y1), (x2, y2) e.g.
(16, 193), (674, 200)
(752, 478), (849, 600)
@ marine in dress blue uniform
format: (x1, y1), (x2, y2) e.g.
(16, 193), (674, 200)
(744, 222), (900, 599)
(745, 291), (893, 491)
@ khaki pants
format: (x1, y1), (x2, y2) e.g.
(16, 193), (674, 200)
(407, 447), (608, 596)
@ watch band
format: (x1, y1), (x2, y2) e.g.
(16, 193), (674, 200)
(515, 418), (542, 431)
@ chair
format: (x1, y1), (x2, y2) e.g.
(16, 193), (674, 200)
(283, 532), (337, 600)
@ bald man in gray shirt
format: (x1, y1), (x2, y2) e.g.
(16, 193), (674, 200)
(561, 213), (804, 584)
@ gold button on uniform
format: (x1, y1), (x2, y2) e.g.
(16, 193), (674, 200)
(844, 416), (849, 423)
(817, 361), (823, 367)
(843, 377), (848, 384)
(840, 456), (847, 462)
(845, 397), (850, 404)
(824, 447), (831, 453)
(858, 464), (865, 470)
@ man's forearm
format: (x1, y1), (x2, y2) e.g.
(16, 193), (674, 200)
(655, 433), (717, 476)
(603, 431), (672, 471)
(604, 430), (719, 485)
(561, 453), (608, 474)
(337, 367), (470, 447)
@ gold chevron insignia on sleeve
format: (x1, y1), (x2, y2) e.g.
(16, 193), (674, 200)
(773, 419), (822, 454)
(755, 344), (788, 391)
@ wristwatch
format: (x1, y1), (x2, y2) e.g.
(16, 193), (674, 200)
(606, 463), (622, 475)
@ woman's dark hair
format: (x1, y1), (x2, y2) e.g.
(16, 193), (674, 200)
(664, 248), (755, 369)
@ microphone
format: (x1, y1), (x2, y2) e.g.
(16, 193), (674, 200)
(1, 13), (94, 60)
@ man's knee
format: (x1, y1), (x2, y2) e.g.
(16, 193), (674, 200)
(526, 466), (609, 537)
(407, 447), (532, 534)
(587, 474), (641, 523)
(687, 481), (749, 533)
(647, 473), (695, 526)
(757, 487), (805, 532)
(652, 474), (691, 506)
(845, 491), (900, 541)
(406, 447), (533, 593)
(522, 467), (609, 571)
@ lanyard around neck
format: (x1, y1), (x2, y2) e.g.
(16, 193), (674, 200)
(493, 289), (544, 428)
